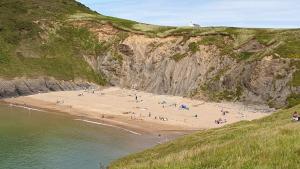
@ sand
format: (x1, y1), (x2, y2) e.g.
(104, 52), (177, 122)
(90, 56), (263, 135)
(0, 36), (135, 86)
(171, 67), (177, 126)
(3, 87), (274, 134)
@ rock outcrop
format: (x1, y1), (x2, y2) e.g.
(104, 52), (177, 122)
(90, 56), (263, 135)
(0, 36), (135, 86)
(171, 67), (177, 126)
(0, 77), (95, 99)
(1, 0), (299, 109)
(80, 23), (299, 108)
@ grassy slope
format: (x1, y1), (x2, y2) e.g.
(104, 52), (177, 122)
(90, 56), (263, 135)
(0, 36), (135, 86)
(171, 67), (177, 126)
(0, 0), (299, 106)
(1, 1), (300, 168)
(1, 1), (300, 86)
(110, 104), (300, 169)
(0, 0), (105, 84)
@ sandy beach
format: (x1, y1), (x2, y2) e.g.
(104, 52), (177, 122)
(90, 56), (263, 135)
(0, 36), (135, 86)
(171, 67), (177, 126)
(3, 87), (274, 134)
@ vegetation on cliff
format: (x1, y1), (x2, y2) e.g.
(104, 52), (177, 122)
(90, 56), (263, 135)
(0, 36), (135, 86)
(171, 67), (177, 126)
(0, 0), (105, 84)
(1, 0), (300, 168)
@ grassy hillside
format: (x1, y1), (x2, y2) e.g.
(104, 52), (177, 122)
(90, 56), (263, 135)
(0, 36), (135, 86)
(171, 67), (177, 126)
(1, 0), (300, 168)
(110, 105), (300, 169)
(0, 0), (105, 84)
(0, 0), (299, 105)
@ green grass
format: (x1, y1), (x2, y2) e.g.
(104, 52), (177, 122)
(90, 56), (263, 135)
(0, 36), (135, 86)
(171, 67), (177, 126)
(0, 0), (300, 96)
(0, 0), (107, 84)
(254, 29), (276, 45)
(0, 25), (106, 84)
(292, 70), (300, 87)
(188, 42), (199, 54)
(112, 51), (124, 64)
(290, 60), (300, 87)
(5, 1), (298, 66)
(95, 15), (138, 31)
(1, 2), (300, 167)
(287, 94), (300, 108)
(198, 35), (234, 56)
(201, 85), (243, 102)
(275, 39), (300, 58)
(236, 52), (254, 61)
(110, 104), (300, 169)
(170, 53), (187, 62)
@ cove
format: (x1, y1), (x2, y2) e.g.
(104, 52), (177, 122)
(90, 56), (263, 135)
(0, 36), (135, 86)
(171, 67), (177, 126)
(0, 104), (158, 169)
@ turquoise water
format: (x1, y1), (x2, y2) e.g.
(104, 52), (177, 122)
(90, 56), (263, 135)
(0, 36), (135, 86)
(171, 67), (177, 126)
(0, 104), (158, 169)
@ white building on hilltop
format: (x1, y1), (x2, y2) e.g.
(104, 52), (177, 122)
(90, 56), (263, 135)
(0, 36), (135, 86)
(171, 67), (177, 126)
(190, 22), (201, 28)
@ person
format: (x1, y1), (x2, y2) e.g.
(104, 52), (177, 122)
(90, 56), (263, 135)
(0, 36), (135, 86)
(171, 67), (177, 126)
(215, 118), (227, 124)
(180, 104), (189, 110)
(292, 112), (299, 121)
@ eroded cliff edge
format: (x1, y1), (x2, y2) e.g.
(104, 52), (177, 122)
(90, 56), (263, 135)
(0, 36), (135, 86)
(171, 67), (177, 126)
(1, 0), (299, 108)
(74, 20), (300, 108)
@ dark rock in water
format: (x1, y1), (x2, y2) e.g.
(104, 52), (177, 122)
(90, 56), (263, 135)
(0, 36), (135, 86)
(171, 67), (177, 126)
(0, 77), (96, 99)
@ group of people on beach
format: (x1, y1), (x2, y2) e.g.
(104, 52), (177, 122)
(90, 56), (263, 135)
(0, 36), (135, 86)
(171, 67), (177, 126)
(292, 111), (300, 121)
(215, 118), (227, 124)
(155, 116), (168, 121)
(215, 110), (229, 124)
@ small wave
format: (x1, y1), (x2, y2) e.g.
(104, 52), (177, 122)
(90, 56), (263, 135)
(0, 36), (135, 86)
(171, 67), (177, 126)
(9, 104), (45, 112)
(74, 119), (142, 136)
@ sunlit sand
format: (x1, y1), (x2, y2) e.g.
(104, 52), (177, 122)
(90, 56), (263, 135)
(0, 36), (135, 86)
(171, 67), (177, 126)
(4, 87), (274, 134)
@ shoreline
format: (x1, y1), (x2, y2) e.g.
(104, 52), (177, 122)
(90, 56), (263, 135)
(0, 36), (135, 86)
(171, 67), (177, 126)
(2, 101), (146, 136)
(2, 100), (194, 138)
(2, 87), (274, 137)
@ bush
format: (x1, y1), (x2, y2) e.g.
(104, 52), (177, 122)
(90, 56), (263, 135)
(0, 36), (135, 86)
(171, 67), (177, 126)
(237, 52), (253, 60)
(171, 53), (187, 62)
(188, 42), (199, 54)
(287, 94), (300, 108)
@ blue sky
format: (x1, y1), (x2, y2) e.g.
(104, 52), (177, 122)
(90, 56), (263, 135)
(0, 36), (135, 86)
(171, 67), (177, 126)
(77, 0), (300, 28)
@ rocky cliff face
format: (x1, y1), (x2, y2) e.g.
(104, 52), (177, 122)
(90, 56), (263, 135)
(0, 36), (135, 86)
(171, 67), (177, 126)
(79, 22), (300, 108)
(0, 77), (95, 99)
(1, 0), (299, 108)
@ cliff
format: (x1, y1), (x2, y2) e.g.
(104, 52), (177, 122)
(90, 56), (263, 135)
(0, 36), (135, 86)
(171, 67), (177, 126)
(73, 19), (300, 108)
(0, 77), (95, 99)
(0, 0), (299, 107)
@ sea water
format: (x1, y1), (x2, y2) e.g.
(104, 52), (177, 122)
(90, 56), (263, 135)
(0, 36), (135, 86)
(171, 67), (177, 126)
(0, 104), (158, 169)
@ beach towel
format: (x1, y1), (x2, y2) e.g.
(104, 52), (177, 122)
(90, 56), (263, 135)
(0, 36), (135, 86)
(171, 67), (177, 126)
(180, 104), (189, 110)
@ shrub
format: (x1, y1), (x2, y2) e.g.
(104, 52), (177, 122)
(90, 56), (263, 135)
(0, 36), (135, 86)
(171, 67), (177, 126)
(188, 42), (199, 54)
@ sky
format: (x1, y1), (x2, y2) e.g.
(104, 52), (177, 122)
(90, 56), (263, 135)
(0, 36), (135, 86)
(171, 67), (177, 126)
(77, 0), (300, 28)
